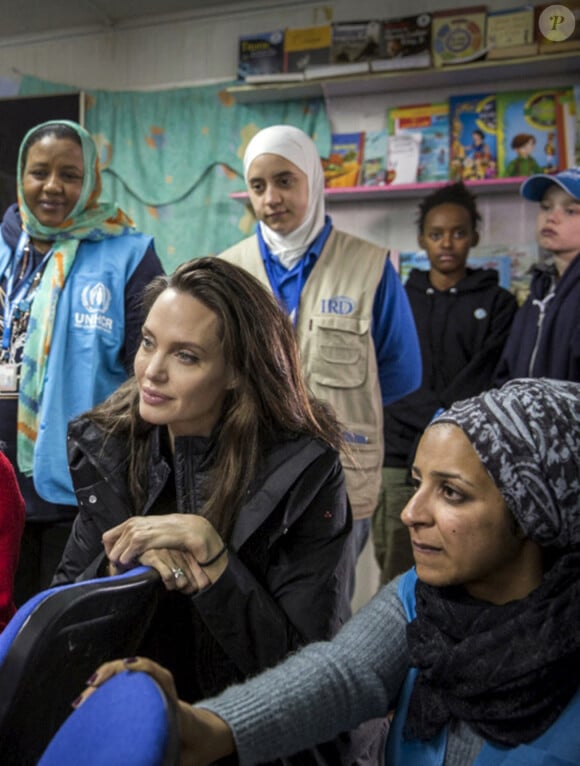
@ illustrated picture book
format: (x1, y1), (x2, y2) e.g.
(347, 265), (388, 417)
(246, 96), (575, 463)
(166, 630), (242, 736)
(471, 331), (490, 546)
(449, 92), (498, 180)
(360, 129), (388, 186)
(496, 88), (568, 177)
(388, 102), (450, 183)
(321, 132), (365, 187)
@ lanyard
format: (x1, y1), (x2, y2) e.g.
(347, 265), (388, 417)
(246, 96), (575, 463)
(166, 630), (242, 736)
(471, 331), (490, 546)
(1, 232), (52, 359)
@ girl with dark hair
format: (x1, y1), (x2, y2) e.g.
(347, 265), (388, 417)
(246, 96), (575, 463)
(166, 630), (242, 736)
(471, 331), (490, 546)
(54, 257), (378, 764)
(0, 120), (163, 602)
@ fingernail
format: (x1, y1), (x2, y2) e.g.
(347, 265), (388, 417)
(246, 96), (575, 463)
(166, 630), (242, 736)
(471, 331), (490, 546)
(124, 657), (138, 665)
(72, 695), (84, 709)
(86, 673), (98, 686)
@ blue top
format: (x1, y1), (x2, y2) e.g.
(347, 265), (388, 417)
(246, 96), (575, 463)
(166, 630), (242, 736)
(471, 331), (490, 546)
(257, 215), (421, 405)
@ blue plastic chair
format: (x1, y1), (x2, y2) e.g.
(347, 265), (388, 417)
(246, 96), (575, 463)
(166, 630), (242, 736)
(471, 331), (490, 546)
(0, 565), (162, 765)
(38, 669), (179, 766)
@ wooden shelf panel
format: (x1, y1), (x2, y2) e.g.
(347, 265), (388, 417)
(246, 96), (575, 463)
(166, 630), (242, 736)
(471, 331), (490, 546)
(226, 51), (580, 103)
(229, 177), (528, 203)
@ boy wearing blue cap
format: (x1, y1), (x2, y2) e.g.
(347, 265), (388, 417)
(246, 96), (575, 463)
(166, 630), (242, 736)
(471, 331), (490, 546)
(494, 168), (580, 384)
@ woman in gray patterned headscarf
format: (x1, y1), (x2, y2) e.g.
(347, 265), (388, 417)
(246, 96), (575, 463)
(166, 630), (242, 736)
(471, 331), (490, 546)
(71, 378), (580, 766)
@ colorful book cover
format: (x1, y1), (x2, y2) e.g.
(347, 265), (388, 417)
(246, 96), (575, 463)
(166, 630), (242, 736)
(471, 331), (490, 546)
(331, 20), (381, 63)
(431, 5), (487, 67)
(360, 129), (388, 186)
(372, 12), (432, 70)
(449, 93), (498, 180)
(321, 132), (365, 187)
(486, 5), (536, 59)
(496, 89), (566, 177)
(237, 30), (285, 80)
(388, 102), (450, 183)
(283, 24), (332, 73)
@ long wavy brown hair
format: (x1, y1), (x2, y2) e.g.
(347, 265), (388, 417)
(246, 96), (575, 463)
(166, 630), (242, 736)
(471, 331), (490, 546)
(86, 257), (344, 538)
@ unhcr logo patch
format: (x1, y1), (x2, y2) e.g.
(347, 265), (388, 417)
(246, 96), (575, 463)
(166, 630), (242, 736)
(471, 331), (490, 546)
(321, 295), (355, 315)
(74, 282), (114, 332)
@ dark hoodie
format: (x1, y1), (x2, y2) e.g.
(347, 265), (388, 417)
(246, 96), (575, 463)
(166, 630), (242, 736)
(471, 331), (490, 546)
(494, 253), (580, 386)
(384, 267), (518, 466)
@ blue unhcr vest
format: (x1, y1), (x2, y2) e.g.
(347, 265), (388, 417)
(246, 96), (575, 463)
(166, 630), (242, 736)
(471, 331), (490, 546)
(385, 569), (580, 766)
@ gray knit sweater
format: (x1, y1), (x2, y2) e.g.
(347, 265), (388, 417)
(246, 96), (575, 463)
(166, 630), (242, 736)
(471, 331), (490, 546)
(197, 578), (484, 765)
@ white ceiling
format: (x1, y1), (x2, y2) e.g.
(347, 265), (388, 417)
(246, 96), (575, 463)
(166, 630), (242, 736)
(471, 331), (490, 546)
(0, 0), (262, 43)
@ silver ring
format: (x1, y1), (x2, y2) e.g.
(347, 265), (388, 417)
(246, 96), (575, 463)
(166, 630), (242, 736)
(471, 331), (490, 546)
(171, 567), (185, 580)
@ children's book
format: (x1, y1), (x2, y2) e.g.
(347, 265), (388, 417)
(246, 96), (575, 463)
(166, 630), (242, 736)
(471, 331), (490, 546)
(449, 93), (497, 180)
(360, 129), (388, 186)
(485, 5), (537, 60)
(283, 24), (332, 74)
(331, 20), (382, 63)
(371, 13), (432, 71)
(496, 89), (567, 177)
(388, 102), (450, 183)
(237, 30), (285, 81)
(321, 132), (365, 187)
(431, 5), (488, 67)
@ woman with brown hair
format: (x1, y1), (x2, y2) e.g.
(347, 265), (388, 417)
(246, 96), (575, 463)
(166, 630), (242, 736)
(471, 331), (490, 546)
(55, 256), (381, 764)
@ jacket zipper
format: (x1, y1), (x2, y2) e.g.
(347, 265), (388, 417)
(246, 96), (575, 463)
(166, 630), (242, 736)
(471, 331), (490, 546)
(528, 291), (555, 375)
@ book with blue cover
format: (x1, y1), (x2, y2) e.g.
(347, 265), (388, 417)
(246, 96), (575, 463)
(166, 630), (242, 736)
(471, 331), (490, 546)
(237, 30), (285, 81)
(449, 93), (498, 181)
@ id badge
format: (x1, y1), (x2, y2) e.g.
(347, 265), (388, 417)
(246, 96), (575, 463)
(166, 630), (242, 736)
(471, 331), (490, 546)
(0, 363), (18, 392)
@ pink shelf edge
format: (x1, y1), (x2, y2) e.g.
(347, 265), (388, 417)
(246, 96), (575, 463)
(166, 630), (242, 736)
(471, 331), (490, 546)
(229, 177), (528, 200)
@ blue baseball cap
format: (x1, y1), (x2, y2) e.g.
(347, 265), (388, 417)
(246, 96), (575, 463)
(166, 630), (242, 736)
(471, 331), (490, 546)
(520, 167), (580, 201)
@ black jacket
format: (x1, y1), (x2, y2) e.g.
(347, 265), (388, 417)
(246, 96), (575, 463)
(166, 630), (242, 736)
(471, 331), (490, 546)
(384, 267), (518, 466)
(494, 253), (580, 385)
(54, 418), (383, 764)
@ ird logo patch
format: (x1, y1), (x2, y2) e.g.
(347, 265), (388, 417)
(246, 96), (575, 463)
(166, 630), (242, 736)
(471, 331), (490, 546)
(74, 282), (114, 332)
(321, 295), (355, 314)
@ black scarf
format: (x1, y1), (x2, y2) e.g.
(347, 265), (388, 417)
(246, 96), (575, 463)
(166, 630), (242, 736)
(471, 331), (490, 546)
(404, 551), (580, 747)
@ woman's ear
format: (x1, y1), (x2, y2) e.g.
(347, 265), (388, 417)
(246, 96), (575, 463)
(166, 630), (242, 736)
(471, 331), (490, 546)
(471, 230), (480, 247)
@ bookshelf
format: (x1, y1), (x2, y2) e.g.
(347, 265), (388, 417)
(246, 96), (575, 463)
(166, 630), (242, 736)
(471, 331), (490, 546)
(226, 50), (580, 104)
(229, 178), (528, 204)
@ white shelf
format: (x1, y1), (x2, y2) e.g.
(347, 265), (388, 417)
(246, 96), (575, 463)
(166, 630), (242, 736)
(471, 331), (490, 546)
(229, 177), (528, 204)
(226, 51), (580, 103)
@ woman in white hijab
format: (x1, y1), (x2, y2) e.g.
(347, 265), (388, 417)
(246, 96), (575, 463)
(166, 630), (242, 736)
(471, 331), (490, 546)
(221, 124), (422, 566)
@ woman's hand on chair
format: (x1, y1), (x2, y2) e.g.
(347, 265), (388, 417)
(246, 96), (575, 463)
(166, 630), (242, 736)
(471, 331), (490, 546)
(76, 657), (236, 766)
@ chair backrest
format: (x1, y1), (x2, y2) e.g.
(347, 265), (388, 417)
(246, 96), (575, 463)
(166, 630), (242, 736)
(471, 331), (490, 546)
(37, 670), (180, 766)
(0, 565), (162, 765)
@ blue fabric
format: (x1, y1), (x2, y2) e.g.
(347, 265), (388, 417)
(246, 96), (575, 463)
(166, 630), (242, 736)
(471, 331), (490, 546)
(0, 566), (152, 665)
(38, 670), (172, 766)
(386, 569), (580, 766)
(25, 234), (151, 504)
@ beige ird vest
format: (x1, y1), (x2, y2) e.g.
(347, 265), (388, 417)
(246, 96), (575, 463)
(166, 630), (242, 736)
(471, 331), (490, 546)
(220, 228), (386, 520)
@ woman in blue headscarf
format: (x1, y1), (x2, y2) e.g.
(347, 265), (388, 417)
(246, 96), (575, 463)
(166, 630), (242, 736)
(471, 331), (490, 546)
(0, 120), (164, 602)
